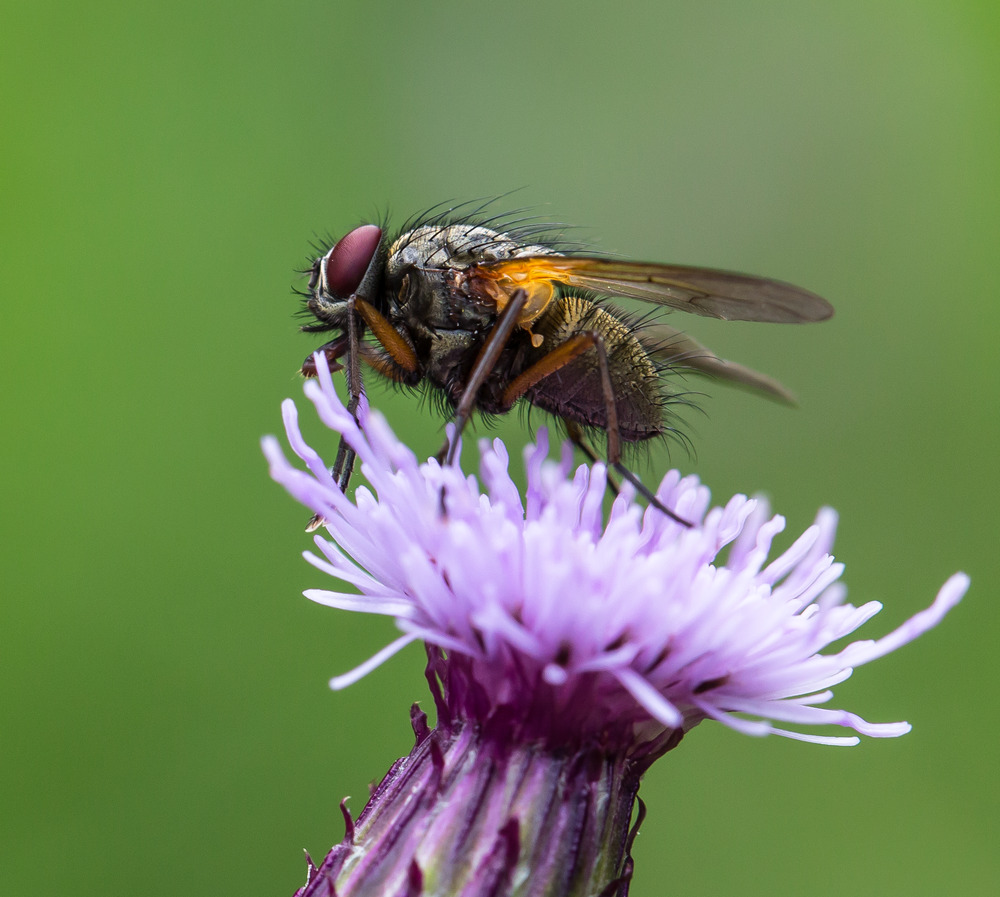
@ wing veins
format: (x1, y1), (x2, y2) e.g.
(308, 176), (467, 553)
(478, 256), (833, 324)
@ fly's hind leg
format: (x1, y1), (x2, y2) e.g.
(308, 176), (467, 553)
(503, 332), (692, 527)
(562, 419), (622, 498)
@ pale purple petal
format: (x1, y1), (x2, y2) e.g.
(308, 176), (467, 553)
(265, 355), (969, 753)
(328, 633), (422, 690)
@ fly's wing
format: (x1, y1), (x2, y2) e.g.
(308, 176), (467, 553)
(639, 323), (797, 405)
(471, 256), (833, 323)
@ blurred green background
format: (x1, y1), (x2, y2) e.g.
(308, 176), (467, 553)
(2, 1), (997, 894)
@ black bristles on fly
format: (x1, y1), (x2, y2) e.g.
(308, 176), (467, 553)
(293, 197), (826, 523)
(294, 199), (701, 457)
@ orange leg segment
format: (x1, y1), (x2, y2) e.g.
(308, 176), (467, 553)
(502, 333), (594, 405)
(507, 330), (690, 527)
(354, 296), (420, 374)
(502, 330), (620, 465)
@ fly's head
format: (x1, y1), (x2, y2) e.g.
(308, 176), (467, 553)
(304, 224), (386, 331)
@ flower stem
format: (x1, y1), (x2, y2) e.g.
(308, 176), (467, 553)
(297, 710), (650, 897)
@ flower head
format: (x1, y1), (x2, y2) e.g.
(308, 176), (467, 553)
(263, 355), (967, 763)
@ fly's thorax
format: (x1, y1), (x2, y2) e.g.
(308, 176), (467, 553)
(380, 266), (490, 338)
(386, 224), (555, 278)
(384, 224), (558, 332)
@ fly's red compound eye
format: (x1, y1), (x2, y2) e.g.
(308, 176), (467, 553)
(323, 224), (382, 297)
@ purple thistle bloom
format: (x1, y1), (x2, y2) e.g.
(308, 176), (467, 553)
(263, 354), (967, 896)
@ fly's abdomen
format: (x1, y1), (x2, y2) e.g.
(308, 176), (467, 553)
(525, 295), (665, 441)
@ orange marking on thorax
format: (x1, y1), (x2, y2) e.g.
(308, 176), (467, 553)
(472, 258), (574, 325)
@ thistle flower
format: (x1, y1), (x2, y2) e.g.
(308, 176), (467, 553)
(263, 354), (967, 897)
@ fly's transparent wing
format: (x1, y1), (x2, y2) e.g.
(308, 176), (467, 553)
(472, 256), (833, 323)
(638, 323), (797, 404)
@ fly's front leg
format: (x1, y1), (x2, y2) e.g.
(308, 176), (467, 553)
(300, 334), (350, 377)
(302, 299), (363, 531)
(328, 296), (366, 494)
(333, 295), (421, 492)
(304, 296), (422, 532)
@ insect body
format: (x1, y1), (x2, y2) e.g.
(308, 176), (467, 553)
(300, 210), (833, 523)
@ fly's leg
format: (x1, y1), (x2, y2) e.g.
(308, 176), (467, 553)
(437, 288), (530, 467)
(352, 296), (420, 374)
(333, 297), (365, 488)
(303, 296), (421, 531)
(562, 419), (622, 498)
(502, 332), (692, 527)
(330, 295), (423, 489)
(434, 289), (530, 517)
(302, 299), (363, 531)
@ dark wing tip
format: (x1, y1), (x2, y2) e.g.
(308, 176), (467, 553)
(789, 290), (834, 323)
(687, 276), (834, 323)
